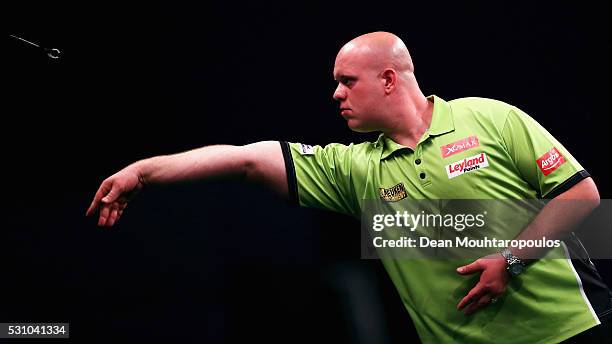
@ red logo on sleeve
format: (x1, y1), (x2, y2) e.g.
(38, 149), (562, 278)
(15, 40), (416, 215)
(440, 136), (480, 158)
(537, 148), (566, 176)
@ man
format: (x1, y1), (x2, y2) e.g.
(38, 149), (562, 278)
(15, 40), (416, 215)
(87, 32), (611, 343)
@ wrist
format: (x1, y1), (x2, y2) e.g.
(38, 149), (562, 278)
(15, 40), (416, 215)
(501, 248), (526, 277)
(128, 160), (150, 186)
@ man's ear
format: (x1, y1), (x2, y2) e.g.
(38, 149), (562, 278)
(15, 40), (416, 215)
(381, 68), (397, 94)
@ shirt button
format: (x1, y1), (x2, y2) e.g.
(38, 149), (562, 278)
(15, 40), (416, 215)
(419, 172), (426, 179)
(415, 158), (422, 165)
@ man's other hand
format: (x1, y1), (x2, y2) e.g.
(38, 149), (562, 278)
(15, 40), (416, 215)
(456, 254), (510, 316)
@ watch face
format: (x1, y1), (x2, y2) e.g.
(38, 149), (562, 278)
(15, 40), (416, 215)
(509, 263), (524, 276)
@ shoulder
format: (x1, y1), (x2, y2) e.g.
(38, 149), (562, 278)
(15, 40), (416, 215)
(320, 140), (379, 160)
(448, 97), (516, 129)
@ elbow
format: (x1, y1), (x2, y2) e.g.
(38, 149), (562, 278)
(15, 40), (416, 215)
(557, 177), (600, 210)
(244, 155), (257, 182)
(583, 177), (600, 210)
(242, 145), (262, 183)
(241, 141), (281, 186)
(592, 193), (601, 208)
(592, 195), (601, 210)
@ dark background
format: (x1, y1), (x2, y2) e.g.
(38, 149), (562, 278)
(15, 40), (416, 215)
(4, 1), (611, 343)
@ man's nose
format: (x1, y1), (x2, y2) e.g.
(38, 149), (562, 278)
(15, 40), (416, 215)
(333, 84), (346, 101)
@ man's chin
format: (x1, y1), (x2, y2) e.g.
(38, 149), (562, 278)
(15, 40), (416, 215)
(347, 120), (376, 133)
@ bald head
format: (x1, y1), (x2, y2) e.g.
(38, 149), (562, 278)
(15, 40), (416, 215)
(332, 32), (428, 134)
(336, 32), (414, 76)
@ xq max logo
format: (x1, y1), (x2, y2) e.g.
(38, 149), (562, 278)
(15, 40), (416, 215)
(440, 135), (479, 158)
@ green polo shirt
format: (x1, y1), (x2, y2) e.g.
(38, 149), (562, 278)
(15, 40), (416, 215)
(280, 95), (603, 343)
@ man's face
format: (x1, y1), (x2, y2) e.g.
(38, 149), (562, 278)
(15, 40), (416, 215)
(333, 49), (385, 132)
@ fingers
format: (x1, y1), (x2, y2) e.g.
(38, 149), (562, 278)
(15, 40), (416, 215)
(457, 259), (482, 275)
(86, 199), (96, 217)
(86, 178), (122, 216)
(107, 204), (119, 227)
(457, 286), (483, 311)
(97, 202), (126, 227)
(101, 183), (122, 204)
(86, 182), (110, 216)
(98, 202), (111, 226)
(457, 256), (509, 315)
(86, 178), (128, 224)
(457, 283), (503, 315)
(464, 294), (493, 316)
(89, 180), (128, 227)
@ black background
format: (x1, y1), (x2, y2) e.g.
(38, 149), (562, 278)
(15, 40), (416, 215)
(4, 1), (611, 343)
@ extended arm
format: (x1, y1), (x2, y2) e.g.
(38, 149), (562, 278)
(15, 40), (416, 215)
(86, 141), (287, 226)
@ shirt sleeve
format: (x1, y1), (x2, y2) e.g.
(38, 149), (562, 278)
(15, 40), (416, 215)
(501, 106), (590, 199)
(280, 141), (360, 217)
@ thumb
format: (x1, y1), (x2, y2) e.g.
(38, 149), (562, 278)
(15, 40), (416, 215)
(457, 260), (482, 275)
(101, 186), (121, 203)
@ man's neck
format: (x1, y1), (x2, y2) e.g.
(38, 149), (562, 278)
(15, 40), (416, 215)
(384, 97), (434, 150)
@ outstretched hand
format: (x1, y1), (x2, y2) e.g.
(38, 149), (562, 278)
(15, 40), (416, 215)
(86, 167), (144, 226)
(456, 253), (509, 315)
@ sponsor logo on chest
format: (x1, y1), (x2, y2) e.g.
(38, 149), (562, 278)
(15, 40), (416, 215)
(440, 135), (480, 158)
(537, 147), (565, 176)
(446, 152), (489, 179)
(379, 183), (407, 201)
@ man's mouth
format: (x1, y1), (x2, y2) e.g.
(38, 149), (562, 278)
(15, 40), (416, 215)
(340, 108), (351, 116)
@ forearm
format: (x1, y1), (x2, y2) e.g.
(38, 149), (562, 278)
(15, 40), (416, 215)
(132, 145), (248, 185)
(125, 141), (288, 197)
(86, 141), (288, 224)
(510, 178), (600, 260)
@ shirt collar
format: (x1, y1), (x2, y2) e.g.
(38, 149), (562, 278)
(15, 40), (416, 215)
(377, 95), (455, 160)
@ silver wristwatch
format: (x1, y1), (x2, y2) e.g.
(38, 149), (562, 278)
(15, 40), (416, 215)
(501, 248), (525, 277)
